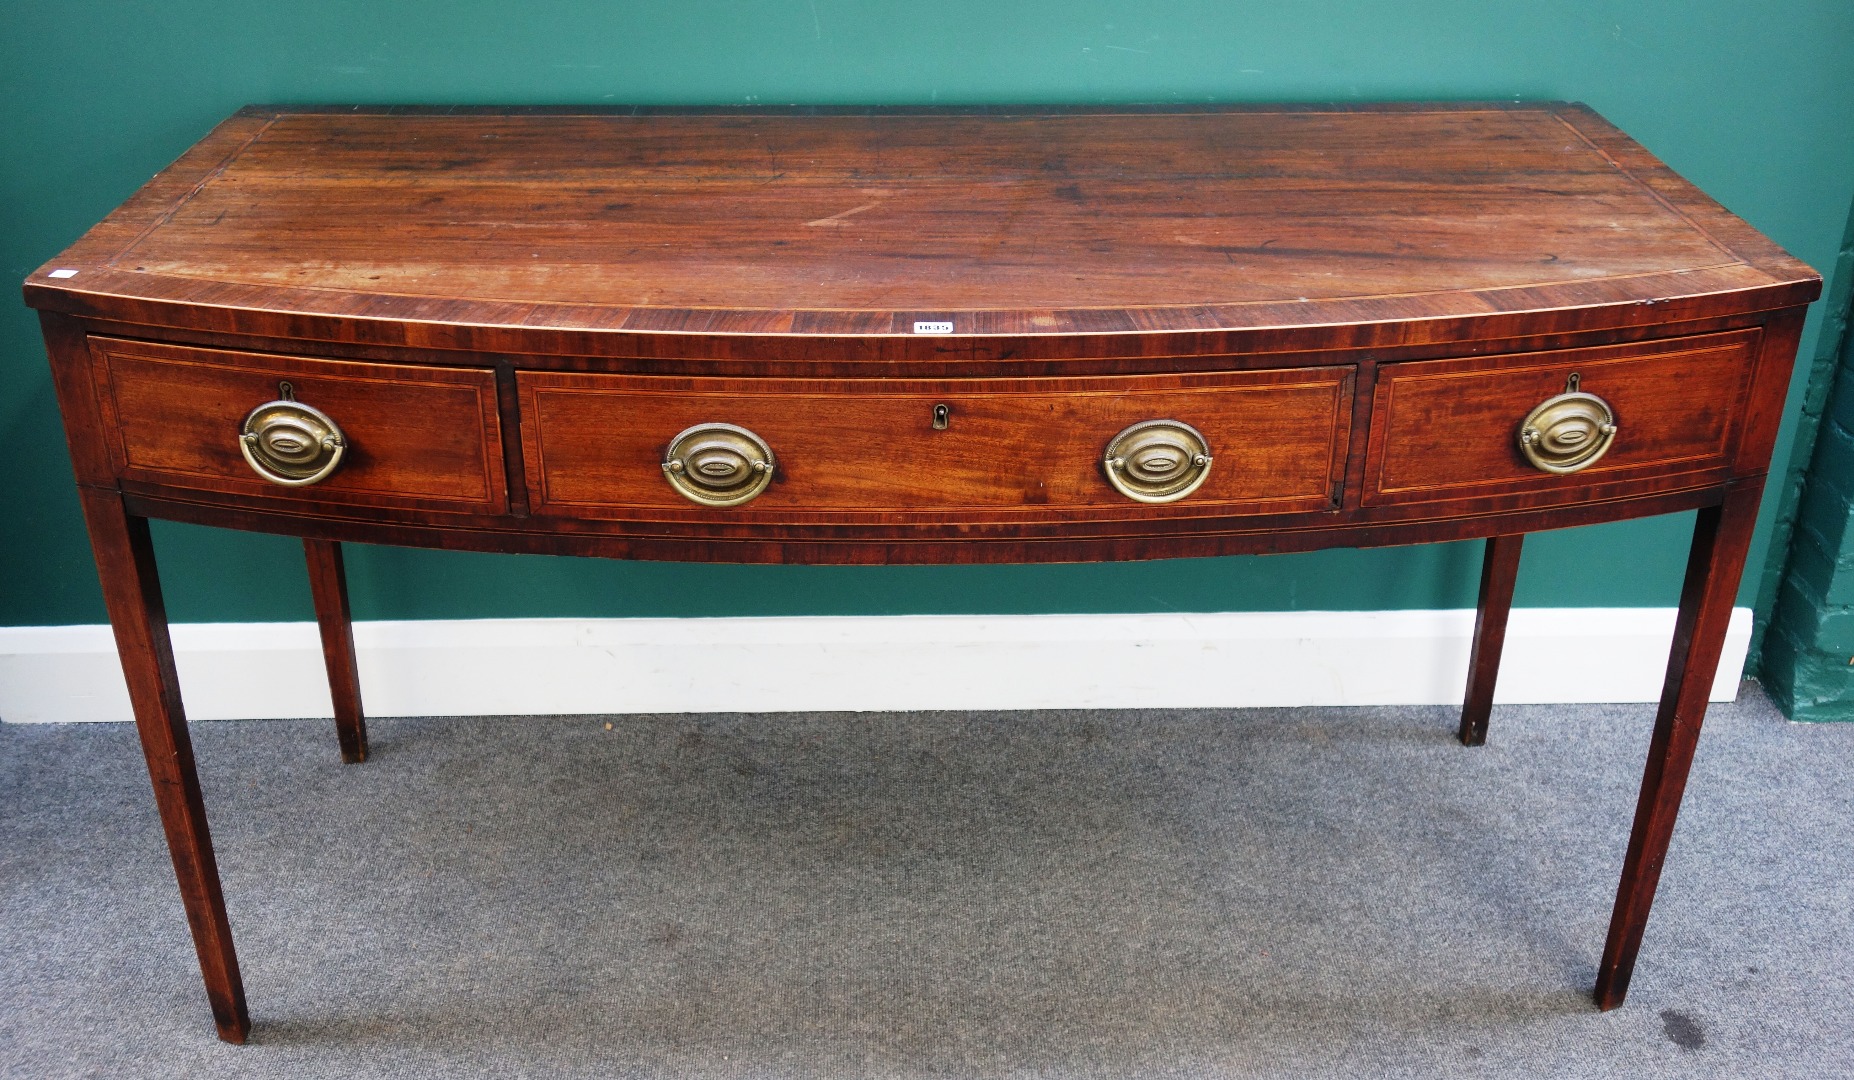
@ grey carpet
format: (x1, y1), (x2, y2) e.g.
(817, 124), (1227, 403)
(2, 685), (1850, 1079)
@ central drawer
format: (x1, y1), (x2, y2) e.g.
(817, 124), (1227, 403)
(518, 368), (1353, 522)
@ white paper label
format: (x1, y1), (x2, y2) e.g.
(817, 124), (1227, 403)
(48, 269), (79, 279)
(913, 321), (954, 334)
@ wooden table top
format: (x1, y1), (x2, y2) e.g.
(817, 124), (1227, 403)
(25, 104), (1817, 352)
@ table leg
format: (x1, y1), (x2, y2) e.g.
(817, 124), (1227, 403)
(304, 539), (368, 764)
(77, 488), (250, 1043)
(1459, 533), (1524, 746)
(1594, 482), (1762, 1010)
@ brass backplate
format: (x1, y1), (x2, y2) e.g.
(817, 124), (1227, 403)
(239, 398), (346, 487)
(1102, 419), (1213, 503)
(1517, 389), (1617, 474)
(662, 422), (776, 507)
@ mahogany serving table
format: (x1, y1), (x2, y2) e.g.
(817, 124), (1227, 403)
(26, 104), (1821, 1043)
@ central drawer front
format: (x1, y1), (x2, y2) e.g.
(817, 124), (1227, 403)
(518, 368), (1353, 521)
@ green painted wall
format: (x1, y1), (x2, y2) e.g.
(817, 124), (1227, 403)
(5, 1), (1853, 629)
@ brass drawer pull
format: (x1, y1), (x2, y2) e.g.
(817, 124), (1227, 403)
(239, 381), (346, 487)
(662, 423), (776, 506)
(1103, 419), (1213, 503)
(1518, 373), (1617, 474)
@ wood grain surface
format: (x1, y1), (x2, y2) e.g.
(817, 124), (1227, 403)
(24, 105), (1819, 358)
(520, 368), (1350, 520)
(1365, 330), (1757, 505)
(89, 338), (506, 514)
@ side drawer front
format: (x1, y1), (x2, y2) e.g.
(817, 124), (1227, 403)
(90, 338), (506, 514)
(519, 368), (1353, 521)
(1364, 330), (1760, 507)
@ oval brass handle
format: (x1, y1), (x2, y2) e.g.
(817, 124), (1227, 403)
(239, 384), (346, 487)
(1517, 375), (1617, 474)
(662, 423), (776, 506)
(1103, 419), (1213, 503)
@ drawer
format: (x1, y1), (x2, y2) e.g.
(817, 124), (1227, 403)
(518, 368), (1353, 521)
(1363, 330), (1760, 506)
(89, 338), (506, 514)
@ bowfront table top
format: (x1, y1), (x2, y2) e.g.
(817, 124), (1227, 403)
(25, 104), (1821, 1044)
(26, 103), (1816, 341)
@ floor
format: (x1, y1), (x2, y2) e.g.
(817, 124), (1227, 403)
(2, 684), (1850, 1078)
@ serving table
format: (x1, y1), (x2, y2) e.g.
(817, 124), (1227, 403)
(25, 104), (1820, 1043)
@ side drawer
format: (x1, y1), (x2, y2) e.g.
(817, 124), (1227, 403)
(518, 368), (1353, 522)
(89, 338), (506, 514)
(1363, 330), (1760, 507)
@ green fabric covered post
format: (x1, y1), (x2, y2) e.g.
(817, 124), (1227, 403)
(1763, 197), (1854, 720)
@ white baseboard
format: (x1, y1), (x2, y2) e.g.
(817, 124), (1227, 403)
(0, 608), (1750, 724)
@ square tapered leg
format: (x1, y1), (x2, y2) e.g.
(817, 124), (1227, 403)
(79, 487), (250, 1043)
(305, 538), (368, 764)
(1459, 533), (1524, 746)
(1594, 483), (1761, 1009)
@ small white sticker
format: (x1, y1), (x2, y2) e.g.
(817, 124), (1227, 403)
(48, 268), (79, 279)
(913, 320), (954, 334)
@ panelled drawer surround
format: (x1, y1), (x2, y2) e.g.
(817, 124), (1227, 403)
(1364, 330), (1761, 507)
(81, 330), (1766, 529)
(88, 338), (507, 515)
(518, 368), (1354, 522)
